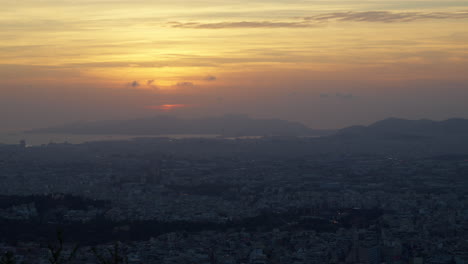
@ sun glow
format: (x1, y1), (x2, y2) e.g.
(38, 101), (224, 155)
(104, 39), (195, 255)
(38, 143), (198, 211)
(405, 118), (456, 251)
(146, 104), (189, 112)
(2, 1), (468, 130)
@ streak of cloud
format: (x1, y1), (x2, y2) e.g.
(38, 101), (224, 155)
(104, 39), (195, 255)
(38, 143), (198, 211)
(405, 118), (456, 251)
(168, 21), (314, 29)
(203, 75), (217, 81)
(146, 104), (188, 112)
(168, 11), (468, 29)
(176, 82), (195, 88)
(304, 11), (468, 23)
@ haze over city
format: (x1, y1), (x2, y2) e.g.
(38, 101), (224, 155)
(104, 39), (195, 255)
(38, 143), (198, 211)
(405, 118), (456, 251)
(2, 0), (468, 131)
(2, 1), (468, 264)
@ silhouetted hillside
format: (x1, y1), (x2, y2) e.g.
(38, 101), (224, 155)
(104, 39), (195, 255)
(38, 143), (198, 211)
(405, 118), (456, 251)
(337, 117), (468, 140)
(327, 118), (468, 155)
(27, 115), (331, 137)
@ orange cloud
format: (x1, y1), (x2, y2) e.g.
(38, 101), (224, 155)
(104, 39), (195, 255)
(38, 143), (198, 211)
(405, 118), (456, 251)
(146, 104), (188, 111)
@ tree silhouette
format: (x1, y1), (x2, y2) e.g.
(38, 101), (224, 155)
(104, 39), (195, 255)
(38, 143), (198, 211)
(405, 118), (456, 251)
(91, 242), (129, 264)
(0, 252), (16, 264)
(47, 230), (79, 264)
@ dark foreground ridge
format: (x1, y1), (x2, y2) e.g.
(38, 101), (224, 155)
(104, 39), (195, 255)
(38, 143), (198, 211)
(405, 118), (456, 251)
(0, 194), (381, 245)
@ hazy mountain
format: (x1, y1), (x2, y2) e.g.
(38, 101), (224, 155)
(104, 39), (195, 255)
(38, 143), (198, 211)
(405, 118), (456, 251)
(337, 117), (468, 140)
(27, 114), (331, 137)
(327, 118), (468, 156)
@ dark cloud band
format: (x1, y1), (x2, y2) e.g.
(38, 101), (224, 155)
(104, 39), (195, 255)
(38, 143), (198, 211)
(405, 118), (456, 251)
(168, 11), (468, 29)
(168, 21), (312, 29)
(304, 11), (468, 23)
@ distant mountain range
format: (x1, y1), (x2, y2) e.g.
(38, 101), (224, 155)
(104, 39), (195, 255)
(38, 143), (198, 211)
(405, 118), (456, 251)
(27, 115), (333, 137)
(336, 117), (468, 140)
(26, 116), (468, 140)
(21, 116), (468, 156)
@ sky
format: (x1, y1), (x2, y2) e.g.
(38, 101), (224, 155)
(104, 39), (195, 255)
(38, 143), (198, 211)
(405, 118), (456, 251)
(1, 0), (468, 131)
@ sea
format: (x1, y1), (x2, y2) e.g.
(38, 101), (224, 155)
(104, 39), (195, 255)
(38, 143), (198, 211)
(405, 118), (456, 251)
(0, 132), (220, 146)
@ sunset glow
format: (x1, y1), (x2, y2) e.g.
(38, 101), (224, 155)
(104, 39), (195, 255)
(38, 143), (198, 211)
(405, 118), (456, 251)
(146, 104), (189, 112)
(2, 1), (468, 130)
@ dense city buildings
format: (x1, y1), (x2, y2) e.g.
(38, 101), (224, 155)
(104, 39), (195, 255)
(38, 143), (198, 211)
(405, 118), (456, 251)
(0, 137), (467, 263)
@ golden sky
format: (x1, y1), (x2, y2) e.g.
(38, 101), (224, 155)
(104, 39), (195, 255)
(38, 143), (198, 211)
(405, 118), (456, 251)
(1, 0), (468, 130)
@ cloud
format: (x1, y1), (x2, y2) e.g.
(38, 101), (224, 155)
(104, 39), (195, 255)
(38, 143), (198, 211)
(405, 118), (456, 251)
(167, 11), (468, 30)
(129, 81), (140, 88)
(146, 104), (188, 112)
(176, 82), (195, 87)
(203, 75), (217, 81)
(304, 11), (468, 23)
(63, 60), (217, 68)
(145, 79), (160, 91)
(168, 21), (313, 29)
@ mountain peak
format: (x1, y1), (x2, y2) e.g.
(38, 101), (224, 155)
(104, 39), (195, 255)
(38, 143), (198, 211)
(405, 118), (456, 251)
(338, 117), (468, 139)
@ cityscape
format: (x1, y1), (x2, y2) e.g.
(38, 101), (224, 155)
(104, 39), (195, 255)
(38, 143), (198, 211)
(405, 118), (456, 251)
(1, 126), (467, 263)
(2, 0), (468, 263)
